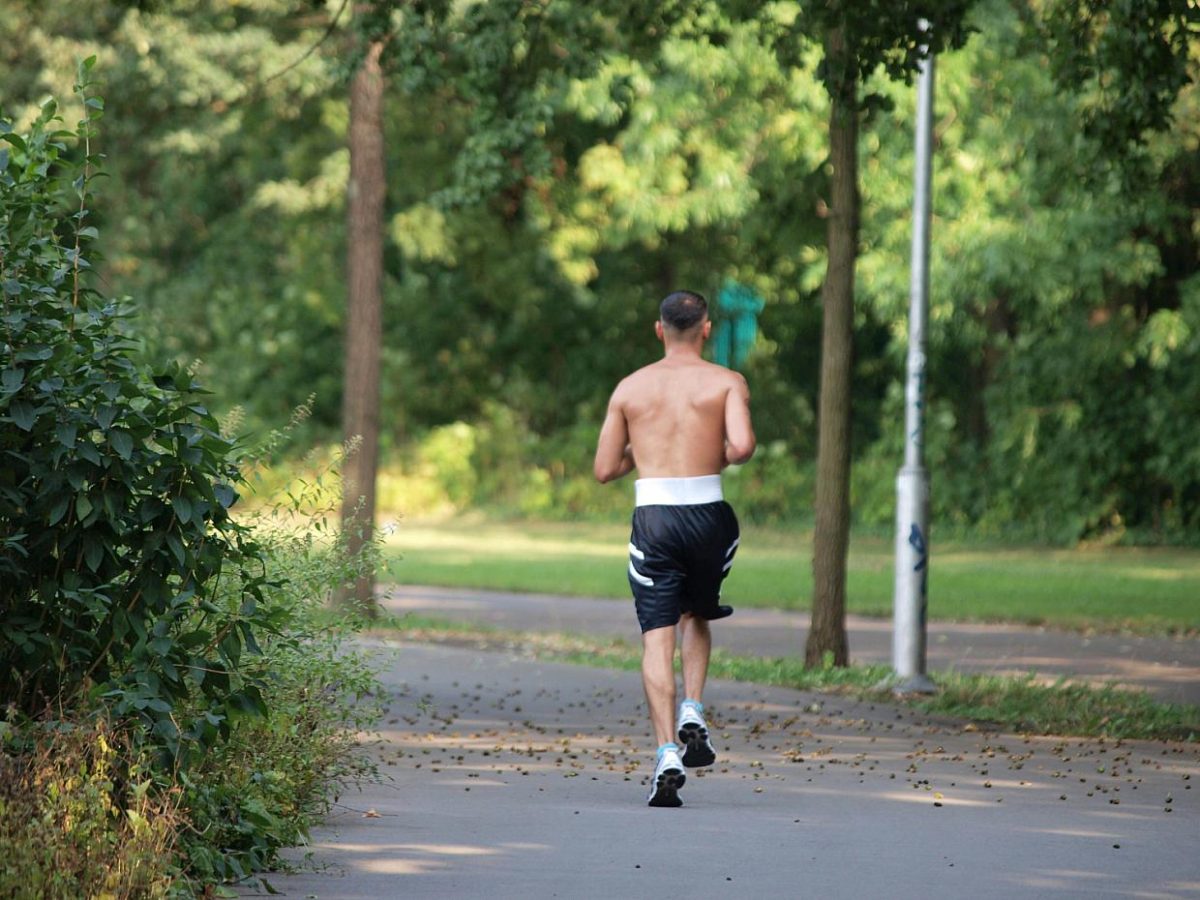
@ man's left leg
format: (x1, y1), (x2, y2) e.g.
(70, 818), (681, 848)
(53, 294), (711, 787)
(679, 612), (711, 703)
(677, 613), (717, 768)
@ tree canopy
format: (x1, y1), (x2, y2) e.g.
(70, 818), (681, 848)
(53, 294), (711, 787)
(2, 0), (1197, 543)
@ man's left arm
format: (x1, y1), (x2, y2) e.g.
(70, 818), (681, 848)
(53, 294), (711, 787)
(723, 374), (756, 466)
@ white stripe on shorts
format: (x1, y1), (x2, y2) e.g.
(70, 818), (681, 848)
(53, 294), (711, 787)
(628, 560), (654, 587)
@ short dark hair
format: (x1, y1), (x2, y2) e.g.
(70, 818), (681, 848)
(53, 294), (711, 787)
(659, 290), (708, 331)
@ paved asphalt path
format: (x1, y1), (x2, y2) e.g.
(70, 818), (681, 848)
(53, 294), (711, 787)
(243, 641), (1200, 900)
(380, 585), (1200, 708)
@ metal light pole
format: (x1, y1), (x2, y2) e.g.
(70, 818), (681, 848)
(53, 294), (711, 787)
(892, 25), (938, 694)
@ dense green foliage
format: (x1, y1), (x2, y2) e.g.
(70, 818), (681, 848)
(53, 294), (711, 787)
(2, 0), (1196, 542)
(1, 61), (270, 760)
(0, 75), (380, 893)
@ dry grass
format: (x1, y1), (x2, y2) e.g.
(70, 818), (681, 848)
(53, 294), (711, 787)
(0, 719), (180, 900)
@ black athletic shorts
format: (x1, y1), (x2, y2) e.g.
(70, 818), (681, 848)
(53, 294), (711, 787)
(627, 499), (740, 633)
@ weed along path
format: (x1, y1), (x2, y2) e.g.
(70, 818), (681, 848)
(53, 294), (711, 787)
(245, 640), (1200, 900)
(381, 585), (1200, 708)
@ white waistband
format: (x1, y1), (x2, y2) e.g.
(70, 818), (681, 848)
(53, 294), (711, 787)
(635, 475), (723, 507)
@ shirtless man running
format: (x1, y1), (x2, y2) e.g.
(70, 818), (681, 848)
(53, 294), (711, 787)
(593, 289), (756, 807)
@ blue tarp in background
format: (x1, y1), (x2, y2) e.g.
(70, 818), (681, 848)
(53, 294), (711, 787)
(710, 281), (764, 370)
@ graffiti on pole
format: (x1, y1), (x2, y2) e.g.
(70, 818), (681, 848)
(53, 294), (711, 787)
(908, 522), (928, 627)
(907, 351), (926, 455)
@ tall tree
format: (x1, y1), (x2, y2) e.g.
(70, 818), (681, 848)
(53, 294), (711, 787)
(338, 29), (386, 614)
(786, 3), (975, 667)
(806, 23), (859, 667)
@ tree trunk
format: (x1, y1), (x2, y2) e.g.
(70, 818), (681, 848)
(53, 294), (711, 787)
(805, 27), (858, 668)
(967, 294), (1013, 450)
(337, 38), (385, 616)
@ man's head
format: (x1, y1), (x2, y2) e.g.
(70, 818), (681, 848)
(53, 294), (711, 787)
(657, 290), (710, 344)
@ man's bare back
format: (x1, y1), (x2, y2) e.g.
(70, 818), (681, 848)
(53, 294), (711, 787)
(593, 298), (754, 484)
(604, 358), (752, 478)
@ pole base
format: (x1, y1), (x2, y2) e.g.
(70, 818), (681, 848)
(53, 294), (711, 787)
(892, 673), (938, 695)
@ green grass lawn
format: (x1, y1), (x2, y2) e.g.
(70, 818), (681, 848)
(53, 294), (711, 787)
(382, 518), (1200, 634)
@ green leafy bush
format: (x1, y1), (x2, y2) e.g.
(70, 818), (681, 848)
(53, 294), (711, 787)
(1, 65), (383, 895)
(0, 60), (271, 762)
(0, 517), (381, 895)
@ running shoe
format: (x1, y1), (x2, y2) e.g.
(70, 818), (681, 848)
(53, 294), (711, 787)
(677, 703), (717, 768)
(647, 747), (686, 808)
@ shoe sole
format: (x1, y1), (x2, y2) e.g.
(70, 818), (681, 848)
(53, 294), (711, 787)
(678, 722), (717, 768)
(647, 767), (685, 807)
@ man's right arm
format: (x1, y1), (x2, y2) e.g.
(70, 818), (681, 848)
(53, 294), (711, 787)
(594, 390), (636, 483)
(723, 374), (756, 466)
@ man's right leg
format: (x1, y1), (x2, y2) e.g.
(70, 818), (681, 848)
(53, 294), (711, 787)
(642, 624), (686, 807)
(642, 625), (678, 747)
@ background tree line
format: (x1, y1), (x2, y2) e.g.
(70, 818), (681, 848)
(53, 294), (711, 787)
(2, 0), (1197, 547)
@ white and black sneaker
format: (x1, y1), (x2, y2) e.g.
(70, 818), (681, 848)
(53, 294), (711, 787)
(677, 702), (717, 768)
(647, 746), (686, 808)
